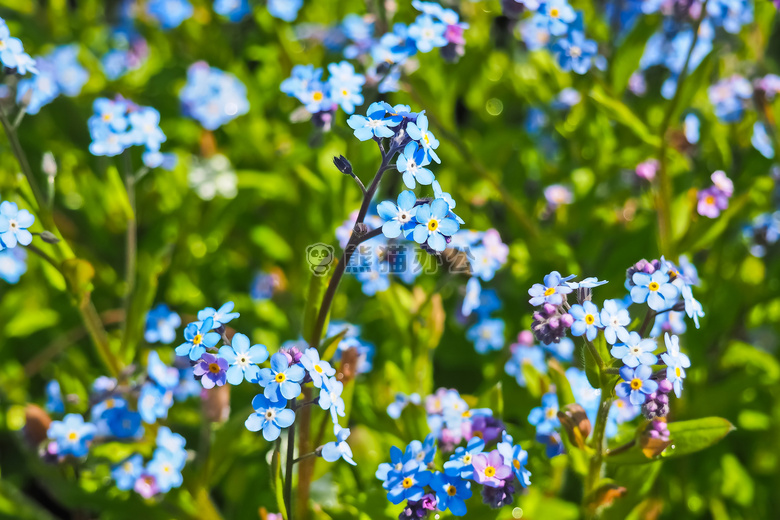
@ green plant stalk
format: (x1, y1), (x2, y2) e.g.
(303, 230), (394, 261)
(655, 0), (709, 256)
(585, 393), (614, 499)
(120, 150), (138, 359)
(284, 399), (298, 519)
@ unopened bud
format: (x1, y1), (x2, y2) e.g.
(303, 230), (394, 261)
(24, 404), (52, 447)
(42, 152), (57, 177)
(333, 155), (353, 176)
(672, 300), (686, 312)
(558, 403), (591, 449)
(39, 230), (60, 244)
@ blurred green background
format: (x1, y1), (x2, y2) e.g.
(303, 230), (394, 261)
(1, 0), (779, 519)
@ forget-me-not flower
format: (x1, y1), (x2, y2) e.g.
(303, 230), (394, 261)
(322, 425), (357, 465)
(600, 299), (630, 345)
(258, 352), (305, 401)
(175, 317), (220, 360)
(412, 198), (460, 252)
(631, 271), (679, 311)
(397, 142), (435, 189)
(47, 414), (97, 457)
(377, 190), (418, 239)
(570, 301), (602, 341)
(197, 301), (239, 328)
(0, 201), (35, 248)
(219, 333), (268, 385)
(616, 365), (658, 406)
(406, 111), (441, 163)
(299, 348), (336, 388)
(528, 271), (575, 306)
(245, 394), (295, 441)
(610, 331), (657, 367)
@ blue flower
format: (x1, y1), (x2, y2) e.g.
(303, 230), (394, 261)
(0, 242), (28, 282)
(684, 113), (700, 144)
(245, 394), (295, 441)
(175, 317), (221, 360)
(377, 190), (418, 239)
(466, 318), (505, 354)
(198, 301), (239, 328)
(542, 337), (575, 362)
(142, 150), (178, 171)
(322, 425), (357, 465)
(461, 277), (482, 317)
(552, 30), (597, 74)
(566, 277), (608, 289)
(258, 352), (305, 402)
(528, 271), (575, 306)
(387, 392), (420, 419)
(539, 0), (577, 36)
(569, 301), (602, 341)
(431, 472), (472, 516)
(146, 447), (185, 493)
(213, 0), (251, 22)
(528, 392), (560, 433)
(376, 445), (407, 489)
(650, 310), (687, 338)
(397, 142), (435, 189)
(616, 365), (658, 406)
(412, 199), (460, 252)
(144, 304), (181, 344)
(406, 111), (441, 163)
(268, 0), (302, 21)
(496, 431), (532, 487)
(536, 430), (565, 458)
(0, 201), (34, 248)
(406, 434), (437, 467)
(0, 21), (37, 75)
(408, 15), (447, 53)
(219, 332), (268, 385)
(147, 350), (180, 389)
(432, 180), (463, 224)
(46, 380), (65, 414)
(180, 62), (250, 129)
(386, 460), (433, 504)
(599, 299), (630, 345)
(319, 376), (346, 422)
(92, 97), (129, 132)
(156, 426), (187, 467)
(47, 414), (96, 457)
(443, 437), (484, 479)
(137, 382), (173, 423)
(661, 333), (690, 398)
(610, 331), (657, 367)
(146, 0), (193, 30)
(680, 284), (704, 329)
(630, 271), (679, 311)
(128, 107), (167, 151)
(103, 406), (144, 439)
(299, 348), (336, 388)
(112, 454), (144, 491)
(356, 268), (390, 296)
(505, 345), (547, 386)
(346, 102), (399, 140)
(752, 122), (775, 159)
(327, 61), (365, 114)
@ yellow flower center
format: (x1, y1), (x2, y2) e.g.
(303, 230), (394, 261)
(544, 287), (556, 296)
(648, 282), (660, 292)
(513, 459), (521, 470)
(427, 219), (439, 232)
(312, 91), (323, 102)
(446, 485), (458, 496)
(462, 410), (472, 418)
(105, 399), (115, 409)
(484, 466), (496, 478)
(675, 367), (681, 377)
(402, 477), (414, 489)
(705, 195), (715, 205)
(102, 113), (112, 121)
(630, 378), (643, 390)
(67, 431), (79, 441)
(315, 365), (323, 373)
(585, 314), (595, 325)
(423, 133), (430, 145)
(550, 7), (560, 17)
(208, 363), (221, 374)
(193, 334), (203, 345)
(463, 454), (472, 464)
(123, 461), (133, 472)
(473, 431), (484, 439)
(275, 372), (287, 383)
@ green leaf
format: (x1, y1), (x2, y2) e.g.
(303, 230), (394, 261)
(302, 271), (328, 346)
(548, 358), (576, 406)
(271, 446), (287, 520)
(606, 417), (735, 465)
(589, 86), (661, 148)
(583, 341), (602, 390)
(610, 16), (660, 94)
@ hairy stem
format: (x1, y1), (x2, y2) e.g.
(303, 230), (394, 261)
(637, 309), (657, 338)
(284, 399), (298, 519)
(585, 394), (613, 499)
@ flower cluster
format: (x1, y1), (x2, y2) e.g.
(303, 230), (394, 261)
(282, 2), (469, 122)
(697, 170), (734, 219)
(16, 45), (88, 115)
(87, 97), (176, 170)
(43, 350), (197, 498)
(515, 1), (601, 75)
(419, 388), (504, 450)
(0, 17), (37, 75)
(180, 62), (250, 130)
(376, 426), (530, 516)
(708, 75), (753, 123)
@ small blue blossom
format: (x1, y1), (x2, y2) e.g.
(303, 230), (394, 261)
(443, 437), (484, 478)
(146, 0), (193, 30)
(128, 108), (167, 151)
(680, 284), (705, 329)
(47, 414), (96, 457)
(377, 190), (418, 239)
(144, 304), (181, 344)
(0, 246), (27, 283)
(496, 431), (532, 487)
(137, 382), (173, 424)
(147, 351), (179, 389)
(552, 30), (597, 74)
(600, 299), (630, 345)
(536, 430), (565, 458)
(146, 447), (185, 493)
(0, 201), (35, 248)
(180, 62), (250, 129)
(406, 111), (441, 163)
(112, 454), (144, 491)
(197, 301), (239, 328)
(466, 318), (505, 354)
(528, 392), (560, 433)
(319, 376), (346, 422)
(346, 102), (399, 140)
(661, 333), (690, 398)
(610, 331), (657, 367)
(630, 271), (679, 311)
(258, 352), (305, 401)
(299, 348), (336, 388)
(461, 276), (482, 317)
(376, 445), (407, 489)
(397, 142), (435, 189)
(387, 392), (421, 419)
(752, 122), (775, 159)
(213, 0), (251, 22)
(406, 434), (437, 466)
(268, 0), (303, 21)
(539, 0), (577, 36)
(616, 365), (658, 406)
(566, 277), (608, 289)
(45, 380), (65, 414)
(142, 151), (178, 171)
(0, 20), (37, 75)
(412, 199), (460, 252)
(386, 460), (433, 504)
(327, 61), (365, 114)
(528, 271), (575, 306)
(245, 394), (296, 441)
(569, 301), (602, 341)
(650, 310), (687, 338)
(356, 268), (390, 296)
(156, 426), (187, 467)
(175, 317), (221, 360)
(322, 425), (357, 465)
(408, 15), (447, 53)
(219, 332), (268, 385)
(431, 472), (472, 516)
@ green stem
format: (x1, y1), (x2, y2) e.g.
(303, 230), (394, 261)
(284, 400), (298, 520)
(655, 0), (709, 255)
(585, 394), (613, 498)
(584, 339), (605, 369)
(120, 151), (137, 357)
(637, 309), (656, 338)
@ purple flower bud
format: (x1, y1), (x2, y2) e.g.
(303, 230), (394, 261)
(543, 303), (557, 315)
(657, 403), (670, 417)
(656, 393), (669, 405)
(560, 313), (574, 327)
(648, 429), (660, 438)
(517, 330), (534, 346)
(658, 379), (673, 394)
(548, 317), (560, 330)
